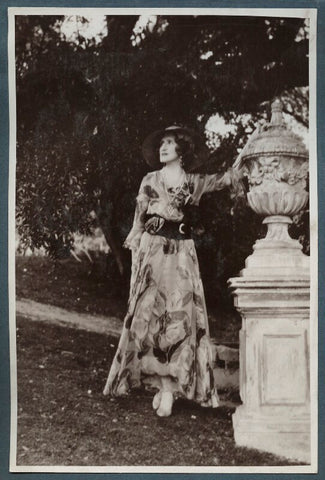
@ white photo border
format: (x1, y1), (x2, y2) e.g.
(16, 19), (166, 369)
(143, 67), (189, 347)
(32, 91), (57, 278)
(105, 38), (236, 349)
(8, 6), (318, 474)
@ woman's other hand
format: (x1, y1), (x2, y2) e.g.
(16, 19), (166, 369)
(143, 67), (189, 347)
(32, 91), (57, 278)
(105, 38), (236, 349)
(144, 216), (165, 235)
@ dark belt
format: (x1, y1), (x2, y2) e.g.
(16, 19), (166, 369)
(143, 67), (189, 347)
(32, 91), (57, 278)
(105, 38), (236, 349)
(144, 214), (191, 240)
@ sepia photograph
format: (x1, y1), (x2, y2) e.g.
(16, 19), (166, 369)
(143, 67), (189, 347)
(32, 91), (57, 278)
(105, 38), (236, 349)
(7, 6), (318, 474)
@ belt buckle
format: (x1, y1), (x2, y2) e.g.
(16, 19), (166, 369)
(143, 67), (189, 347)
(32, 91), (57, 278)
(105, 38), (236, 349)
(179, 223), (186, 235)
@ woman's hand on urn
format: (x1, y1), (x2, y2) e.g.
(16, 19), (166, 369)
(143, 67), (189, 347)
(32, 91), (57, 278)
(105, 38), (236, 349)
(229, 167), (246, 200)
(231, 164), (245, 179)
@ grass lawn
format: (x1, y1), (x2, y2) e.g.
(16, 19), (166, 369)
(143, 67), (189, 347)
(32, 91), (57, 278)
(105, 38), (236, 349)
(16, 316), (300, 467)
(16, 254), (128, 319)
(16, 255), (240, 342)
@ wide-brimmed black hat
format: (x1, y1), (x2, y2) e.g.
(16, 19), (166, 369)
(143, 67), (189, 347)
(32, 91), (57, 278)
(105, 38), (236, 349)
(142, 125), (209, 172)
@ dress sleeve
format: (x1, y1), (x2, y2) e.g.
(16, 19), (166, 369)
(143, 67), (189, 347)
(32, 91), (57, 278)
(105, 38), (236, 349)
(191, 168), (245, 204)
(123, 175), (150, 252)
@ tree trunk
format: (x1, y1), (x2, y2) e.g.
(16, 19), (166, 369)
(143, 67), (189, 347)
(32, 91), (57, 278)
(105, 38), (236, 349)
(95, 192), (126, 276)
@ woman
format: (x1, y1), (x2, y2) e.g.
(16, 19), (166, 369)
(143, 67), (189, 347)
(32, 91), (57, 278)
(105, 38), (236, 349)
(103, 126), (243, 417)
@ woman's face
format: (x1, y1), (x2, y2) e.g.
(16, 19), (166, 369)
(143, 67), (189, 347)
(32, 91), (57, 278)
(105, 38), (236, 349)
(159, 135), (179, 164)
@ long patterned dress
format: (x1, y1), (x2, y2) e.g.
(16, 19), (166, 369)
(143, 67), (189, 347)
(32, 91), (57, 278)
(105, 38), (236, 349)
(103, 169), (233, 407)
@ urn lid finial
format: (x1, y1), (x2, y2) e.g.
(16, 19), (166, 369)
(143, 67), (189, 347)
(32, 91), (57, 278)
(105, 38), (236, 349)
(270, 98), (284, 126)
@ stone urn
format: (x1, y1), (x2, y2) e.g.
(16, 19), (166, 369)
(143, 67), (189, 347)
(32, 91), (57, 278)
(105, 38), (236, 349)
(229, 99), (311, 463)
(237, 98), (309, 277)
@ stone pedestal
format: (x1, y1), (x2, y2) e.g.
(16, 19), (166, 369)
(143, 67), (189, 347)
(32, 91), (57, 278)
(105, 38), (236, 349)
(229, 238), (310, 463)
(228, 98), (310, 463)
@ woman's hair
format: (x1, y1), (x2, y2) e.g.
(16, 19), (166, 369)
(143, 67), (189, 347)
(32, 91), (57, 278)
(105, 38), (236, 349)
(160, 132), (196, 172)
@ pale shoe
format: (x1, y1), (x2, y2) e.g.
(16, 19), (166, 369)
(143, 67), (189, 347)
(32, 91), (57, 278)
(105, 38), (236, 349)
(156, 391), (174, 417)
(152, 391), (162, 410)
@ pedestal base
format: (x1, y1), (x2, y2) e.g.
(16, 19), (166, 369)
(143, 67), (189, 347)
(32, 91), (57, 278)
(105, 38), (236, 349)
(233, 406), (310, 463)
(229, 271), (310, 464)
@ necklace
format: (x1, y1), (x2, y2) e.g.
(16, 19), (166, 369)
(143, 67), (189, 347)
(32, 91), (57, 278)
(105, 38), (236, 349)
(161, 168), (186, 217)
(161, 168), (186, 194)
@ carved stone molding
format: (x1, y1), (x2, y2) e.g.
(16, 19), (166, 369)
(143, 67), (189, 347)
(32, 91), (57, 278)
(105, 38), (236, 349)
(245, 156), (308, 190)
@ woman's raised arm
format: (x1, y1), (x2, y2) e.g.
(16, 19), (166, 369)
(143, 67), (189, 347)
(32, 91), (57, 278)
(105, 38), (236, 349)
(191, 167), (245, 204)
